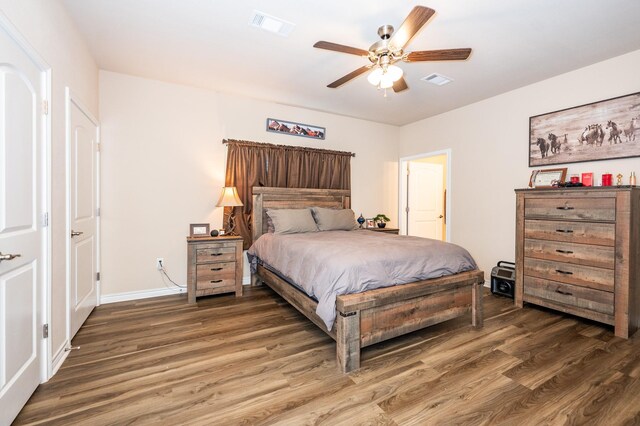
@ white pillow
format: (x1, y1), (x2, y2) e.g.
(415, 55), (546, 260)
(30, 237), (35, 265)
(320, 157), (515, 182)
(266, 209), (318, 234)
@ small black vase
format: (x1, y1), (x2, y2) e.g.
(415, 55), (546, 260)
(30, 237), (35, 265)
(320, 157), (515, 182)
(377, 222), (386, 228)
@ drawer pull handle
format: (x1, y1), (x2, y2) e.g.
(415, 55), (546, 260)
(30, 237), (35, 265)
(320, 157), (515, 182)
(210, 253), (223, 256)
(555, 249), (574, 254)
(556, 289), (573, 296)
(210, 279), (223, 283)
(556, 229), (574, 233)
(210, 267), (223, 271)
(556, 206), (575, 210)
(555, 269), (573, 275)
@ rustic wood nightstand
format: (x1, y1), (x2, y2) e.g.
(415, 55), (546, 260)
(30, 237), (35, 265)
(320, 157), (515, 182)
(186, 235), (243, 303)
(364, 227), (400, 235)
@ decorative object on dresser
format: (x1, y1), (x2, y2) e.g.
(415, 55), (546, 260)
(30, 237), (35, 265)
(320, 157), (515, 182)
(515, 187), (640, 338)
(216, 186), (243, 236)
(365, 227), (399, 235)
(365, 218), (374, 228)
(186, 235), (243, 303)
(189, 223), (210, 238)
(529, 91), (640, 167)
(372, 213), (390, 228)
(357, 213), (365, 228)
(529, 168), (567, 188)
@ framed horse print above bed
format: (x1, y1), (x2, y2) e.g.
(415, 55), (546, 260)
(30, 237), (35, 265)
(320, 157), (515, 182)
(529, 91), (640, 167)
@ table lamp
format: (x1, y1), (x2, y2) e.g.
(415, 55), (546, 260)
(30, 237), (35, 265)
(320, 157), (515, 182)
(216, 186), (243, 236)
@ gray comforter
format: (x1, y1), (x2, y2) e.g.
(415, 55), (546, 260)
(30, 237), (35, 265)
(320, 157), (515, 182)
(247, 230), (478, 331)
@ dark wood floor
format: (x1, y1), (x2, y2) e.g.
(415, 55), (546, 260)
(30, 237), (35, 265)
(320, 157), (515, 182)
(14, 286), (640, 425)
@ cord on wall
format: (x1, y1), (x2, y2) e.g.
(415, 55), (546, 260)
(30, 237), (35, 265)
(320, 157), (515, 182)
(158, 260), (186, 289)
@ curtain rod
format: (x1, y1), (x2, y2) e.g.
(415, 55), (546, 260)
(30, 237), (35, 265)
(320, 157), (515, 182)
(222, 139), (356, 157)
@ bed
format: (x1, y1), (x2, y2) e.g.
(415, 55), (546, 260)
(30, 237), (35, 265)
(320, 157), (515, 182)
(249, 187), (485, 373)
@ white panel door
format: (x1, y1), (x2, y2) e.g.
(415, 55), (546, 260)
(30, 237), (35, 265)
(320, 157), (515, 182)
(407, 162), (444, 240)
(0, 26), (44, 425)
(68, 96), (98, 339)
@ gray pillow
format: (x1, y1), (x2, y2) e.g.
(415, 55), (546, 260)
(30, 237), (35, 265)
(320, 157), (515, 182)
(311, 207), (358, 231)
(266, 208), (318, 234)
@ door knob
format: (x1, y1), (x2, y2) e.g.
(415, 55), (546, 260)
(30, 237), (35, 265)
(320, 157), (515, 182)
(71, 230), (84, 237)
(438, 215), (444, 219)
(0, 252), (21, 262)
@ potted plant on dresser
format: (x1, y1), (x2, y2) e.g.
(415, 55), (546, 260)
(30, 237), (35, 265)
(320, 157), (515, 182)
(373, 214), (390, 228)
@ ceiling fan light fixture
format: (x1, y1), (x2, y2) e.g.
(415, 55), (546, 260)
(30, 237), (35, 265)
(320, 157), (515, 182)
(367, 68), (384, 85)
(386, 64), (403, 82)
(379, 77), (394, 89)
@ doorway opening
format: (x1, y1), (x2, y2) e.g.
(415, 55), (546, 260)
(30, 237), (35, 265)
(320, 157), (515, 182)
(398, 149), (451, 241)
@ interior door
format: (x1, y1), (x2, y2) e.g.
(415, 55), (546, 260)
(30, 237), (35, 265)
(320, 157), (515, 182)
(407, 161), (444, 240)
(0, 26), (45, 425)
(68, 94), (99, 339)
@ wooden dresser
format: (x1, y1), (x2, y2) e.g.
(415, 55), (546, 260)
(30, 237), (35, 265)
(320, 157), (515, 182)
(515, 187), (639, 338)
(186, 235), (243, 303)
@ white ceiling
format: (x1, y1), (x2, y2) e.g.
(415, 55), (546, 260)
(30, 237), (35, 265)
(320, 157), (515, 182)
(61, 0), (640, 126)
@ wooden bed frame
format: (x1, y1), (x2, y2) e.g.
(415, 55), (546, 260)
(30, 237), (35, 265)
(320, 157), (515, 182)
(251, 187), (485, 373)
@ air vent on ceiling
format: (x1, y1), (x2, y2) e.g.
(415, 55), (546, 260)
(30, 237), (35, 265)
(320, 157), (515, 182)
(421, 73), (453, 86)
(249, 10), (295, 37)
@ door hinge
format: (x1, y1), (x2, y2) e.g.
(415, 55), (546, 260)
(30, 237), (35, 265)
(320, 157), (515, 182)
(96, 207), (100, 217)
(96, 272), (100, 281)
(405, 206), (410, 213)
(42, 212), (49, 227)
(42, 100), (49, 115)
(43, 324), (49, 338)
(96, 143), (101, 152)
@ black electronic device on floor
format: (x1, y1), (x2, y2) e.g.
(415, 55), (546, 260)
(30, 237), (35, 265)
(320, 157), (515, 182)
(491, 261), (515, 298)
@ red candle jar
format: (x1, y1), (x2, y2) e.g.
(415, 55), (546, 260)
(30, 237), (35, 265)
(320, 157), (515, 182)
(602, 173), (612, 186)
(582, 173), (593, 186)
(570, 175), (580, 183)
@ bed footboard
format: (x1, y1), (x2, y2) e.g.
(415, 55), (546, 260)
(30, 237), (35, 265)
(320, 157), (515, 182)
(335, 270), (485, 373)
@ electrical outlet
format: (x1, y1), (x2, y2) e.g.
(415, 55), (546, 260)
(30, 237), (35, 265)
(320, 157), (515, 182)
(156, 258), (164, 270)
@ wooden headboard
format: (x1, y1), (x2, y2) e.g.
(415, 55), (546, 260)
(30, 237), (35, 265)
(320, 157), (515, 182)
(251, 187), (351, 244)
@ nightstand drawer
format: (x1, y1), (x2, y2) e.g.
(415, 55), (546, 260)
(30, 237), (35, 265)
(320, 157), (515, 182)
(524, 197), (615, 221)
(197, 262), (235, 282)
(196, 245), (236, 263)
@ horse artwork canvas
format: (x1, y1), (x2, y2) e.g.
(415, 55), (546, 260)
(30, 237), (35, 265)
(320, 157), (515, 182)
(529, 91), (640, 166)
(266, 118), (325, 140)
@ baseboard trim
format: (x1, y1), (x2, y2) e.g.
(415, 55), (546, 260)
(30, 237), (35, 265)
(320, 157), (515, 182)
(50, 342), (70, 380)
(100, 287), (186, 304)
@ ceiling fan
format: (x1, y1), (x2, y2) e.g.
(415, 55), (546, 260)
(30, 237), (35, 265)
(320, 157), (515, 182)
(313, 6), (471, 93)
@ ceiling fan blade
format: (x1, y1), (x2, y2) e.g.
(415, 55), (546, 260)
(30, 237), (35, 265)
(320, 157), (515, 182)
(389, 6), (435, 50)
(313, 41), (369, 57)
(405, 48), (472, 62)
(392, 77), (408, 92)
(327, 66), (371, 88)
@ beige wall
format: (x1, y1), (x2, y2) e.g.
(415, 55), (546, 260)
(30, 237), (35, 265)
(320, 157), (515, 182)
(0, 0), (99, 369)
(99, 71), (399, 297)
(399, 49), (640, 280)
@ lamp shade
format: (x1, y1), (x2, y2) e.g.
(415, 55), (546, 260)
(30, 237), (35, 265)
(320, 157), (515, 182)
(216, 186), (244, 207)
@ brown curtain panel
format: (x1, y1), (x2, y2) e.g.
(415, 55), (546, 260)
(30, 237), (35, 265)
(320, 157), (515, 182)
(223, 139), (352, 249)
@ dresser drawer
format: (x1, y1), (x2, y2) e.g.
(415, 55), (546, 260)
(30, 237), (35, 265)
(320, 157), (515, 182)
(524, 197), (615, 221)
(524, 219), (615, 246)
(523, 276), (613, 316)
(524, 239), (615, 269)
(523, 258), (614, 292)
(196, 245), (236, 263)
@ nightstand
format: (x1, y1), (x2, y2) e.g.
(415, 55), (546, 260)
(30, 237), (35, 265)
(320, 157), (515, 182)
(186, 235), (243, 303)
(365, 227), (400, 235)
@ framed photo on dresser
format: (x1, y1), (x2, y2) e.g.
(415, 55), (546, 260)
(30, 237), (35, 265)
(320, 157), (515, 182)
(189, 223), (210, 238)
